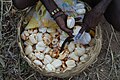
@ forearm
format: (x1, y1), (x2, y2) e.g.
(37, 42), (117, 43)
(93, 0), (112, 13)
(40, 0), (73, 36)
(40, 0), (62, 16)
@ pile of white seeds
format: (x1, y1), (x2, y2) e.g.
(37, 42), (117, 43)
(21, 2), (94, 73)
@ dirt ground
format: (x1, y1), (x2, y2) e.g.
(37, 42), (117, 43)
(0, 0), (120, 80)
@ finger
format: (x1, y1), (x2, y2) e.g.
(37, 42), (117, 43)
(74, 24), (87, 43)
(60, 37), (73, 52)
(104, 0), (120, 31)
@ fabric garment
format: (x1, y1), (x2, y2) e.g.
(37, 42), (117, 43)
(25, 0), (85, 29)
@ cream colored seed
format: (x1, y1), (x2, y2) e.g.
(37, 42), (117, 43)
(21, 32), (27, 40)
(43, 55), (52, 64)
(35, 53), (44, 60)
(25, 45), (33, 55)
(47, 27), (56, 33)
(74, 45), (85, 56)
(68, 41), (75, 52)
(36, 41), (46, 52)
(33, 60), (43, 66)
(24, 40), (33, 46)
(80, 54), (89, 62)
(68, 52), (79, 61)
(66, 60), (76, 68)
(52, 38), (58, 45)
(28, 53), (36, 60)
(36, 33), (43, 42)
(67, 16), (75, 29)
(29, 34), (37, 44)
(51, 59), (62, 68)
(45, 64), (55, 72)
(76, 8), (86, 15)
(24, 31), (29, 36)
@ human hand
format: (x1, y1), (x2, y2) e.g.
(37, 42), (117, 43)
(74, 0), (112, 42)
(55, 14), (73, 37)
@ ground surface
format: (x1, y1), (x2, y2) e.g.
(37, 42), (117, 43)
(0, 0), (120, 80)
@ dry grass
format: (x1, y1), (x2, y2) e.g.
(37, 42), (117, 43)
(0, 0), (120, 80)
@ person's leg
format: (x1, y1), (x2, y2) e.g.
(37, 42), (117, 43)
(82, 0), (100, 8)
(83, 0), (120, 31)
(104, 0), (120, 31)
(12, 0), (38, 9)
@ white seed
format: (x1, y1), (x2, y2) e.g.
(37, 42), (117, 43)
(52, 44), (58, 48)
(68, 52), (79, 61)
(29, 34), (37, 44)
(28, 29), (33, 34)
(33, 60), (43, 66)
(73, 26), (82, 36)
(25, 45), (33, 55)
(67, 17), (75, 29)
(50, 53), (57, 58)
(45, 64), (55, 72)
(24, 31), (29, 36)
(28, 53), (34, 58)
(36, 33), (43, 42)
(76, 9), (86, 15)
(66, 60), (76, 68)
(49, 49), (58, 58)
(36, 46), (45, 52)
(28, 53), (36, 60)
(36, 41), (46, 52)
(35, 53), (44, 60)
(58, 51), (68, 60)
(59, 40), (64, 47)
(44, 47), (51, 53)
(36, 41), (46, 47)
(44, 33), (51, 38)
(47, 27), (56, 33)
(76, 3), (85, 9)
(73, 26), (91, 44)
(52, 38), (58, 45)
(80, 54), (89, 62)
(68, 41), (75, 52)
(33, 29), (38, 34)
(39, 27), (47, 33)
(21, 32), (27, 40)
(43, 33), (52, 45)
(79, 32), (91, 45)
(24, 40), (33, 46)
(43, 55), (52, 64)
(51, 59), (62, 68)
(50, 48), (59, 58)
(42, 65), (46, 69)
(74, 45), (85, 56)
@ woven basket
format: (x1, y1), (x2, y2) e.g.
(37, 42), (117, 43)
(17, 3), (102, 78)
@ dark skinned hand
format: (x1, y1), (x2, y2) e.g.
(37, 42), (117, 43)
(55, 14), (73, 37)
(76, 0), (112, 39)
